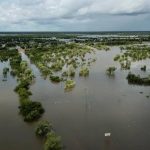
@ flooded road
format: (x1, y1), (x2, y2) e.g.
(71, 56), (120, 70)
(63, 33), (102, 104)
(0, 47), (150, 150)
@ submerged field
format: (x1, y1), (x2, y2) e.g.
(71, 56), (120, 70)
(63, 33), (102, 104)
(0, 32), (150, 150)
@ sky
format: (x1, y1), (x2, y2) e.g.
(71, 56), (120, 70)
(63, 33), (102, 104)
(0, 0), (150, 31)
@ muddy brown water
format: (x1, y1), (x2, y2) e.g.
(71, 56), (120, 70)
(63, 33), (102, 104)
(0, 46), (150, 150)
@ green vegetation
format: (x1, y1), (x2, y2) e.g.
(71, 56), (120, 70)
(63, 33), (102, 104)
(90, 43), (110, 51)
(0, 49), (45, 122)
(141, 65), (146, 71)
(65, 80), (76, 90)
(106, 67), (116, 76)
(24, 42), (95, 89)
(3, 67), (9, 78)
(16, 88), (32, 99)
(114, 45), (150, 70)
(62, 65), (76, 78)
(19, 100), (44, 122)
(35, 120), (62, 150)
(44, 132), (62, 150)
(67, 65), (75, 77)
(79, 67), (89, 77)
(35, 120), (52, 137)
(127, 73), (150, 85)
(10, 58), (44, 122)
(50, 75), (62, 83)
(25, 43), (93, 77)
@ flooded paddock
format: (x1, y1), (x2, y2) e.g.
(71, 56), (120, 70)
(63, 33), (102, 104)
(0, 46), (150, 150)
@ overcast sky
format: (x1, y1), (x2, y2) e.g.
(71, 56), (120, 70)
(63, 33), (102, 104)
(0, 0), (150, 31)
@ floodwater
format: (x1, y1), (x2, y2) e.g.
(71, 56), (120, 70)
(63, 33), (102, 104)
(0, 46), (150, 150)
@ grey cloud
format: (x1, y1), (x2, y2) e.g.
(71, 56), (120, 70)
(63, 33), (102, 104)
(0, 0), (150, 31)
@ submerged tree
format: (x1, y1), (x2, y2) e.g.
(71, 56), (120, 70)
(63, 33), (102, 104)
(127, 72), (150, 85)
(141, 65), (146, 71)
(35, 120), (52, 137)
(44, 132), (62, 150)
(19, 100), (44, 122)
(65, 80), (76, 90)
(79, 67), (89, 77)
(3, 67), (9, 78)
(106, 67), (116, 76)
(50, 75), (62, 83)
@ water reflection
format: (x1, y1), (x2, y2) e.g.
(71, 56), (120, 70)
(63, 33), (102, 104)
(104, 137), (112, 150)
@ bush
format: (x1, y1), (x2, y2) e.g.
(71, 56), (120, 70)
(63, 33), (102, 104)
(127, 73), (150, 85)
(35, 120), (52, 137)
(3, 67), (9, 77)
(62, 71), (68, 77)
(14, 80), (30, 92)
(114, 54), (120, 61)
(50, 75), (62, 82)
(44, 132), (62, 150)
(19, 100), (44, 122)
(106, 67), (116, 76)
(65, 80), (75, 90)
(68, 65), (75, 77)
(3, 67), (9, 74)
(10, 70), (17, 77)
(17, 88), (32, 98)
(141, 65), (146, 71)
(79, 67), (89, 77)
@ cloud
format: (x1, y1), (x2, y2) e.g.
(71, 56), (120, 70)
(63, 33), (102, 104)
(0, 0), (150, 31)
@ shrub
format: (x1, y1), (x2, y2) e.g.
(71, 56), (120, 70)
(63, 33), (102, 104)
(17, 88), (32, 99)
(141, 65), (146, 71)
(62, 71), (68, 77)
(106, 67), (116, 76)
(35, 120), (52, 137)
(3, 67), (9, 77)
(120, 60), (131, 70)
(65, 80), (75, 90)
(127, 72), (150, 85)
(44, 132), (62, 150)
(68, 65), (75, 77)
(14, 80), (30, 92)
(19, 100), (44, 122)
(10, 70), (17, 77)
(114, 54), (120, 61)
(79, 67), (89, 77)
(50, 75), (62, 82)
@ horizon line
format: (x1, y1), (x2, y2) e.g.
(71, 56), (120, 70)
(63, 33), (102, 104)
(0, 31), (150, 33)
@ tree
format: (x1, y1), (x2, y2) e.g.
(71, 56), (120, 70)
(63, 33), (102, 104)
(35, 120), (52, 137)
(44, 132), (62, 150)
